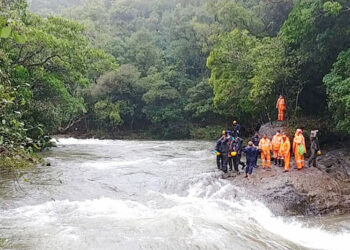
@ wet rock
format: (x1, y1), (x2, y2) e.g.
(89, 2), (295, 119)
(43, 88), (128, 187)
(258, 121), (287, 138)
(228, 148), (350, 217)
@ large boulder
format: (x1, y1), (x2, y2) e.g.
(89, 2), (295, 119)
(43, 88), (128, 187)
(258, 121), (287, 138)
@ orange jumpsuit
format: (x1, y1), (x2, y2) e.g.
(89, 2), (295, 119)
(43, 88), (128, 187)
(272, 133), (283, 159)
(259, 138), (272, 168)
(293, 133), (306, 169)
(276, 97), (286, 121)
(279, 137), (291, 171)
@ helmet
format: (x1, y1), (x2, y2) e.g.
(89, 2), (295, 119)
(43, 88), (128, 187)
(233, 121), (237, 125)
(216, 152), (221, 156)
(317, 150), (322, 156)
(222, 130), (226, 135)
(231, 151), (237, 157)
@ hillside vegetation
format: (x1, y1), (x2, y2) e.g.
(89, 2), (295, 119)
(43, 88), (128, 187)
(0, 0), (349, 165)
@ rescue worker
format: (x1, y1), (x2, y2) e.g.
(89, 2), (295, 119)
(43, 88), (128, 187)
(251, 132), (260, 167)
(227, 134), (235, 171)
(272, 130), (283, 166)
(233, 136), (246, 173)
(251, 132), (260, 147)
(293, 129), (306, 170)
(214, 131), (225, 170)
(308, 130), (320, 168)
(232, 121), (241, 137)
(244, 141), (259, 179)
(279, 133), (291, 172)
(258, 134), (272, 169)
(220, 130), (230, 173)
(276, 95), (286, 121)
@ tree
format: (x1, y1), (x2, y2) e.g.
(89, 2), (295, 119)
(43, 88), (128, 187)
(207, 29), (257, 120)
(90, 64), (143, 130)
(324, 48), (350, 133)
(279, 0), (350, 115)
(0, 1), (117, 150)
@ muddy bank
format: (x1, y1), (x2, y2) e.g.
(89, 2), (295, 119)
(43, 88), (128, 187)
(226, 149), (350, 216)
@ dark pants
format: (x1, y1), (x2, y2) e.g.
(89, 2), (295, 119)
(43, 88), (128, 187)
(221, 153), (228, 172)
(245, 160), (255, 175)
(254, 154), (258, 167)
(234, 154), (245, 171)
(308, 153), (317, 167)
(228, 156), (233, 171)
(217, 155), (223, 170)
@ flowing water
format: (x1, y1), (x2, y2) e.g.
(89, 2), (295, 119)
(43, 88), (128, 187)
(0, 138), (349, 250)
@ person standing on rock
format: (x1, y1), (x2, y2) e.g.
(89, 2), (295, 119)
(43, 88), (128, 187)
(293, 129), (306, 170)
(215, 131), (225, 170)
(232, 120), (241, 137)
(244, 141), (259, 178)
(276, 95), (286, 121)
(251, 132), (260, 167)
(219, 130), (230, 173)
(308, 130), (320, 168)
(279, 133), (291, 172)
(251, 132), (260, 147)
(233, 136), (246, 173)
(259, 134), (272, 169)
(227, 134), (235, 171)
(272, 130), (283, 166)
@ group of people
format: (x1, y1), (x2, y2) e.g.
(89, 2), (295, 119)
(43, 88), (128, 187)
(214, 96), (321, 179)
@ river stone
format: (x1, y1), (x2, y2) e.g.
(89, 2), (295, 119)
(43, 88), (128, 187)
(258, 121), (287, 139)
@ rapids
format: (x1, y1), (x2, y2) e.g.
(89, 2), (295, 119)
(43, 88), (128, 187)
(0, 138), (349, 250)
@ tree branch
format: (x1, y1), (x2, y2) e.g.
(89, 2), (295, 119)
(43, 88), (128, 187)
(59, 115), (88, 133)
(25, 54), (61, 67)
(13, 46), (44, 65)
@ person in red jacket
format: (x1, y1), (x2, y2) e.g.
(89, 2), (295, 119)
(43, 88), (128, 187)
(276, 95), (286, 121)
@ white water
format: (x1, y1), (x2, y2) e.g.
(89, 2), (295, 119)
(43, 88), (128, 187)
(0, 138), (349, 250)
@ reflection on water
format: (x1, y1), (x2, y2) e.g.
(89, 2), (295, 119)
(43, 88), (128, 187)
(0, 138), (349, 250)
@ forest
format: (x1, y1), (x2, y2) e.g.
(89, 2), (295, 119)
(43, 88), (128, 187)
(1, 0), (350, 165)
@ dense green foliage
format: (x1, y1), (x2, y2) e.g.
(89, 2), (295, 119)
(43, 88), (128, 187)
(324, 49), (350, 133)
(0, 0), (116, 158)
(207, 0), (350, 131)
(0, 0), (349, 156)
(30, 0), (295, 138)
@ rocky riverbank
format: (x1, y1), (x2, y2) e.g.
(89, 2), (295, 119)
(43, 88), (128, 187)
(226, 122), (350, 216)
(226, 151), (350, 216)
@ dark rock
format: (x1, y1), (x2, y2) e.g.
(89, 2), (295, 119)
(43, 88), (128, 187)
(228, 145), (350, 217)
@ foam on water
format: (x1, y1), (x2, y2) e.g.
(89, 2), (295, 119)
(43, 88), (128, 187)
(1, 138), (349, 250)
(1, 177), (349, 250)
(81, 158), (151, 170)
(53, 137), (124, 145)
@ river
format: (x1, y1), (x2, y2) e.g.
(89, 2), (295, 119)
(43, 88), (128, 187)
(0, 138), (349, 250)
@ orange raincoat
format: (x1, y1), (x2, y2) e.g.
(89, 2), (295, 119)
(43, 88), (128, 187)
(293, 132), (306, 169)
(259, 138), (272, 168)
(279, 136), (291, 171)
(272, 133), (283, 159)
(276, 97), (286, 121)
